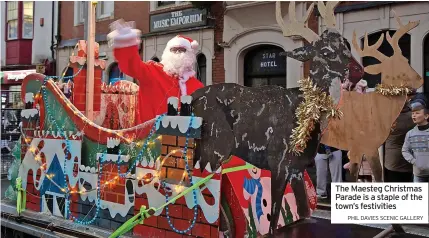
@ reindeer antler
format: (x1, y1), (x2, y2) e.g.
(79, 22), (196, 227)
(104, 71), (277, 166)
(352, 31), (387, 62)
(386, 11), (419, 55)
(276, 1), (319, 43)
(317, 1), (340, 29)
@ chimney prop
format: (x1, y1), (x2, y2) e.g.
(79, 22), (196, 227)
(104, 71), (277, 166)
(69, 40), (106, 113)
(155, 96), (202, 185)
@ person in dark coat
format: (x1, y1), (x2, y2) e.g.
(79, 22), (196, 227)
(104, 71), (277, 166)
(384, 101), (415, 182)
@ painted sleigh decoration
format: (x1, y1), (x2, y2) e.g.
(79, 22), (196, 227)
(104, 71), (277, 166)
(10, 1), (422, 238)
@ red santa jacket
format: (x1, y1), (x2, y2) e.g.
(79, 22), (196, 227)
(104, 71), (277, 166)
(113, 45), (204, 125)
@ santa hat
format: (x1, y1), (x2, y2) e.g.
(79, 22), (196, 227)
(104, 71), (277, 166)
(166, 35), (199, 51)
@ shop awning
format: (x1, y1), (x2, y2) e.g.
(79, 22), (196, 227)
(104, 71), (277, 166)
(1, 70), (36, 84)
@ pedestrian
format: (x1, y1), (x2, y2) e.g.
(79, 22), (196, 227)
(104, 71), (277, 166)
(402, 94), (429, 183)
(384, 101), (414, 182)
(315, 144), (343, 199)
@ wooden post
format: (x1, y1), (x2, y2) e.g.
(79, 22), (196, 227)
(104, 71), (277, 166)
(85, 1), (96, 120)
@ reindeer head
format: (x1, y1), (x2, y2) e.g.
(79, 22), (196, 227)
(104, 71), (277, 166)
(277, 1), (364, 100)
(352, 12), (422, 89)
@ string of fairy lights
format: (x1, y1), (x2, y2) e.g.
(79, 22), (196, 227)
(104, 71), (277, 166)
(41, 75), (162, 225)
(164, 115), (198, 233)
(19, 65), (201, 229)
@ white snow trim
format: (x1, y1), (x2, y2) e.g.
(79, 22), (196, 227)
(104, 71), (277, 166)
(107, 137), (121, 148)
(190, 40), (199, 50)
(21, 109), (38, 118)
(33, 130), (82, 139)
(25, 93), (34, 103)
(157, 116), (202, 133)
(181, 95), (192, 104)
(166, 36), (191, 49)
(194, 160), (200, 169)
(79, 165), (98, 173)
(166, 36), (198, 50)
(204, 162), (212, 173)
(168, 97), (179, 109)
(97, 153), (130, 163)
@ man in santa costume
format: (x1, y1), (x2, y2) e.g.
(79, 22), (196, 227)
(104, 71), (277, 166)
(107, 19), (204, 124)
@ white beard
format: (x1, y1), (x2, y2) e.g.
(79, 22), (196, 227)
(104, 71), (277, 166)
(160, 48), (196, 80)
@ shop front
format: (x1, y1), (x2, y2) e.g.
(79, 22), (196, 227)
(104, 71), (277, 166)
(142, 7), (215, 86)
(1, 69), (36, 108)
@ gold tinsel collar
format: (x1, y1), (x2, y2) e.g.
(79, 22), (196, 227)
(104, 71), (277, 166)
(374, 84), (413, 96)
(289, 77), (342, 154)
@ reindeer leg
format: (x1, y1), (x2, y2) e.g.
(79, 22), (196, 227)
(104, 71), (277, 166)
(348, 150), (361, 182)
(365, 149), (382, 182)
(290, 169), (309, 218)
(269, 166), (288, 236)
(267, 139), (289, 237)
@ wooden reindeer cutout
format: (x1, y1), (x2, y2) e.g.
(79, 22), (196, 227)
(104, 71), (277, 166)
(321, 12), (422, 182)
(190, 2), (364, 235)
(279, 1), (363, 104)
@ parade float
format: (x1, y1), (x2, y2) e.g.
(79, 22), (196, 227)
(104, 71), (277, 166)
(2, 1), (422, 238)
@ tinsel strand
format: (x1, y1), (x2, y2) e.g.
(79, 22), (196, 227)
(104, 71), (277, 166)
(289, 77), (342, 154)
(374, 84), (412, 96)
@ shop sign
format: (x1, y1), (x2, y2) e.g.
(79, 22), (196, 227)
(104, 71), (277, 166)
(1, 70), (36, 83)
(150, 8), (208, 33)
(246, 48), (287, 76)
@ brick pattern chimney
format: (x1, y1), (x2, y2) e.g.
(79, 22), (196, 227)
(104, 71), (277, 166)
(157, 96), (201, 184)
(71, 40), (103, 112)
(133, 96), (220, 237)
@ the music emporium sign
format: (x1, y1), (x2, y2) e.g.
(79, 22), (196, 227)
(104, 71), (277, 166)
(150, 8), (208, 33)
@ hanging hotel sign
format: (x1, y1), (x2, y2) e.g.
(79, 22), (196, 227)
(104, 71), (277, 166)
(150, 8), (208, 33)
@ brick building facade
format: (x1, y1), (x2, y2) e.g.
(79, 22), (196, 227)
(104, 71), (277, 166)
(56, 1), (225, 86)
(56, 1), (150, 84)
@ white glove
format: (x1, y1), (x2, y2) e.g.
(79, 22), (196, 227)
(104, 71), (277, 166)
(107, 19), (142, 49)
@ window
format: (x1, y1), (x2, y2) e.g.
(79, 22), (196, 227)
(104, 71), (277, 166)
(196, 54), (206, 85)
(7, 1), (18, 40)
(74, 1), (86, 25)
(157, 1), (175, 7)
(150, 1), (189, 11)
(22, 1), (34, 39)
(75, 1), (113, 24)
(8, 85), (22, 107)
(96, 1), (114, 19)
(108, 63), (124, 85)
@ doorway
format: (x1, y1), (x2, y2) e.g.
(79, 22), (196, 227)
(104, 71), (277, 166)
(244, 45), (287, 88)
